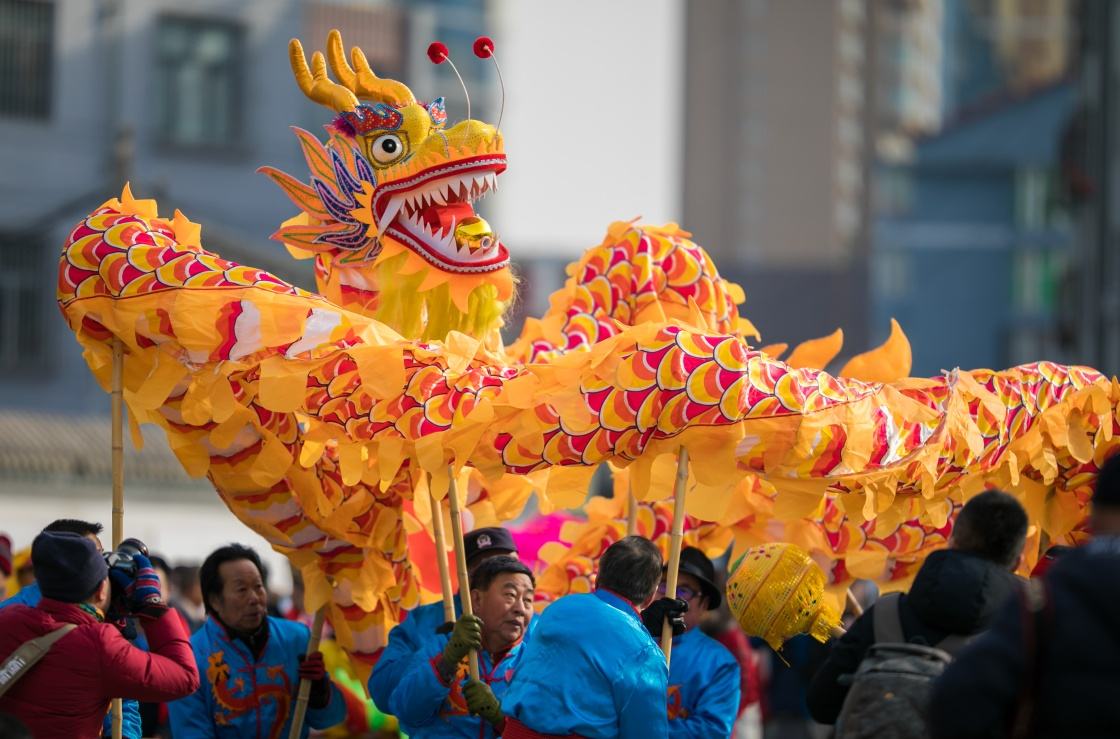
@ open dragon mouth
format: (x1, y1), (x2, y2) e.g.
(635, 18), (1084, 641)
(373, 155), (509, 273)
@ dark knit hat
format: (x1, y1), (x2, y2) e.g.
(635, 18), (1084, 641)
(1094, 453), (1120, 509)
(464, 527), (517, 565)
(32, 531), (108, 603)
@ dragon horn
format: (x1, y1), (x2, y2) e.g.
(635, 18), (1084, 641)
(326, 29), (359, 90)
(354, 49), (415, 105)
(326, 29), (416, 106)
(289, 37), (359, 112)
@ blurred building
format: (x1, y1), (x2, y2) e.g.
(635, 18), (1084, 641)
(683, 0), (1081, 376)
(684, 0), (873, 354)
(1073, 0), (1120, 376)
(873, 80), (1076, 374)
(871, 0), (1078, 376)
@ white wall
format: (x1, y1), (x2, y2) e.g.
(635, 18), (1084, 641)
(2, 485), (293, 596)
(487, 0), (685, 258)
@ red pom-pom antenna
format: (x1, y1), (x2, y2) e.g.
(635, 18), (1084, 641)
(473, 36), (505, 130)
(427, 41), (449, 65)
(473, 36), (494, 59)
(426, 41), (471, 121)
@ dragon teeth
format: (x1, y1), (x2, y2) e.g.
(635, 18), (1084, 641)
(380, 169), (499, 239)
(378, 196), (406, 237)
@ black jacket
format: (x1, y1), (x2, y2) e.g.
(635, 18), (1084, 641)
(930, 537), (1120, 739)
(806, 548), (1020, 724)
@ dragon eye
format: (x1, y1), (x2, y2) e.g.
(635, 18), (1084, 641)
(370, 133), (405, 164)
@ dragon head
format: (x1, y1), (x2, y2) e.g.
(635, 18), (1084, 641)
(264, 30), (512, 342)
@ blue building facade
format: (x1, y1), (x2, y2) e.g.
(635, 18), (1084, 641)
(872, 81), (1077, 376)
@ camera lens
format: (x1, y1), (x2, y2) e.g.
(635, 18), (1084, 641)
(118, 538), (149, 558)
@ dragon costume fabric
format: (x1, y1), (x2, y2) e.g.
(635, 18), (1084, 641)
(57, 30), (1120, 667)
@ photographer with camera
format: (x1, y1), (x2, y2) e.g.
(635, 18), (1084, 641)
(0, 530), (199, 737)
(0, 519), (147, 738)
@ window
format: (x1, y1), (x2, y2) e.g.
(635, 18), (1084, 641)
(155, 17), (243, 148)
(0, 0), (53, 119)
(0, 232), (45, 371)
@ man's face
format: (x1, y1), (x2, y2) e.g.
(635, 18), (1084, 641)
(210, 559), (267, 632)
(659, 572), (708, 632)
(86, 533), (104, 553)
(471, 572), (534, 651)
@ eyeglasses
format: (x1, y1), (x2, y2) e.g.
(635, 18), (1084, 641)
(656, 583), (698, 601)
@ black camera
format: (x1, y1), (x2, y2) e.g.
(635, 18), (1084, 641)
(104, 537), (148, 600)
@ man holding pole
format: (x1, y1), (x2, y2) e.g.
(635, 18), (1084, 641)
(388, 555), (535, 736)
(655, 547), (741, 737)
(168, 544), (344, 737)
(368, 526), (519, 715)
(464, 536), (684, 738)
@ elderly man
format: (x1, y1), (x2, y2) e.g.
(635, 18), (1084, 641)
(368, 526), (519, 715)
(465, 536), (682, 738)
(168, 544), (345, 737)
(654, 547), (740, 737)
(389, 555), (534, 737)
(0, 531), (198, 737)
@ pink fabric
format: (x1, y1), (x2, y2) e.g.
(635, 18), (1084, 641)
(508, 512), (582, 569)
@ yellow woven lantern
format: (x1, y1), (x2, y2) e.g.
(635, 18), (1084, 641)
(726, 543), (841, 651)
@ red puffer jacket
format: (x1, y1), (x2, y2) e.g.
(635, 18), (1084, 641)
(0, 598), (199, 738)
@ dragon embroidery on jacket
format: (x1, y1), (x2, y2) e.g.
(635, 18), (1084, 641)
(206, 651), (292, 739)
(57, 30), (1120, 665)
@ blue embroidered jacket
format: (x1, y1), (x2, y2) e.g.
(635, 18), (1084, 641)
(501, 589), (669, 739)
(167, 615), (345, 738)
(367, 595), (461, 714)
(667, 627), (741, 738)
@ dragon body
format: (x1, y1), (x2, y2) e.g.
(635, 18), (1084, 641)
(57, 31), (1119, 662)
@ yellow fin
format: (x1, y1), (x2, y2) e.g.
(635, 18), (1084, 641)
(785, 329), (844, 369)
(839, 319), (912, 382)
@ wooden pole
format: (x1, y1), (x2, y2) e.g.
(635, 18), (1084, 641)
(845, 588), (864, 617)
(430, 487), (456, 623)
(626, 484), (638, 537)
(287, 608), (327, 739)
(659, 447), (690, 666)
(445, 466), (480, 681)
(110, 337), (124, 739)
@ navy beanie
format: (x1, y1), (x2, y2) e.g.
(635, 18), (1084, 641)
(32, 531), (108, 603)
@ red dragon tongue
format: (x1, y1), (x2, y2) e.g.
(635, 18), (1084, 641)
(424, 202), (474, 232)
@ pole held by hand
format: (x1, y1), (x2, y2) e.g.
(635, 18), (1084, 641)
(660, 446), (690, 666)
(111, 337), (124, 739)
(446, 466), (481, 681)
(288, 608), (327, 739)
(430, 483), (456, 624)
